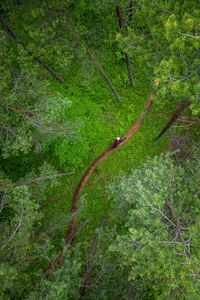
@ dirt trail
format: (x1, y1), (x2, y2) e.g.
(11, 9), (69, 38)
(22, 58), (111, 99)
(65, 91), (154, 245)
(43, 91), (154, 277)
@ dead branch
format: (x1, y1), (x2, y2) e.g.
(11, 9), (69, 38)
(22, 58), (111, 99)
(178, 116), (200, 125)
(178, 32), (200, 39)
(165, 202), (189, 257)
(87, 49), (121, 102)
(149, 202), (189, 257)
(148, 204), (177, 228)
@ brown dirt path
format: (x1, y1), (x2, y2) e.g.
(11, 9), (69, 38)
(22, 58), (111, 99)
(43, 91), (154, 277)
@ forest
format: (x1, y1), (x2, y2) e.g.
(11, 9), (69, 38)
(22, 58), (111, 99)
(0, 0), (200, 299)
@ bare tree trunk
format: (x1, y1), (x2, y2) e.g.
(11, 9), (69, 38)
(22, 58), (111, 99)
(154, 99), (191, 141)
(31, 54), (65, 84)
(116, 5), (135, 88)
(97, 65), (121, 102)
(87, 49), (121, 102)
(0, 21), (65, 84)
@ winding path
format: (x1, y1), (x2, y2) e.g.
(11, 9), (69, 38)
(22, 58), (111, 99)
(43, 90), (154, 276)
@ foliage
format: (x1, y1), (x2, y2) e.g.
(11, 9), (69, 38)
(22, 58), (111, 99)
(29, 245), (83, 300)
(0, 53), (73, 159)
(0, 186), (42, 299)
(0, 0), (199, 299)
(108, 150), (200, 298)
(116, 0), (200, 115)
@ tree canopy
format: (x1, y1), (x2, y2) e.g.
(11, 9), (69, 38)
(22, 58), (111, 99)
(0, 1), (199, 299)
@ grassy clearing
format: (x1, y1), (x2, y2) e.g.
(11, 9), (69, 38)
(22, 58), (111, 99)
(44, 70), (170, 251)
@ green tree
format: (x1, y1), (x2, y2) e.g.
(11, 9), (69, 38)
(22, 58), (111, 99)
(108, 149), (200, 299)
(0, 1), (199, 299)
(28, 245), (83, 300)
(116, 0), (199, 114)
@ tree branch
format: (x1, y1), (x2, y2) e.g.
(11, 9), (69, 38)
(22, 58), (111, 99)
(178, 32), (200, 39)
(165, 202), (189, 257)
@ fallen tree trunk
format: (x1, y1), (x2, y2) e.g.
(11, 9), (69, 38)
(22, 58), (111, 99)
(97, 65), (121, 102)
(0, 21), (65, 84)
(154, 99), (191, 141)
(87, 49), (121, 103)
(43, 89), (154, 277)
(116, 5), (135, 88)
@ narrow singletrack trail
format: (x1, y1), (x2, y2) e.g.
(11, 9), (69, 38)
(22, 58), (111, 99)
(44, 90), (154, 277)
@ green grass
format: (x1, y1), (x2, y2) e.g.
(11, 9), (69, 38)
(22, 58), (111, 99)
(43, 66), (170, 253)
